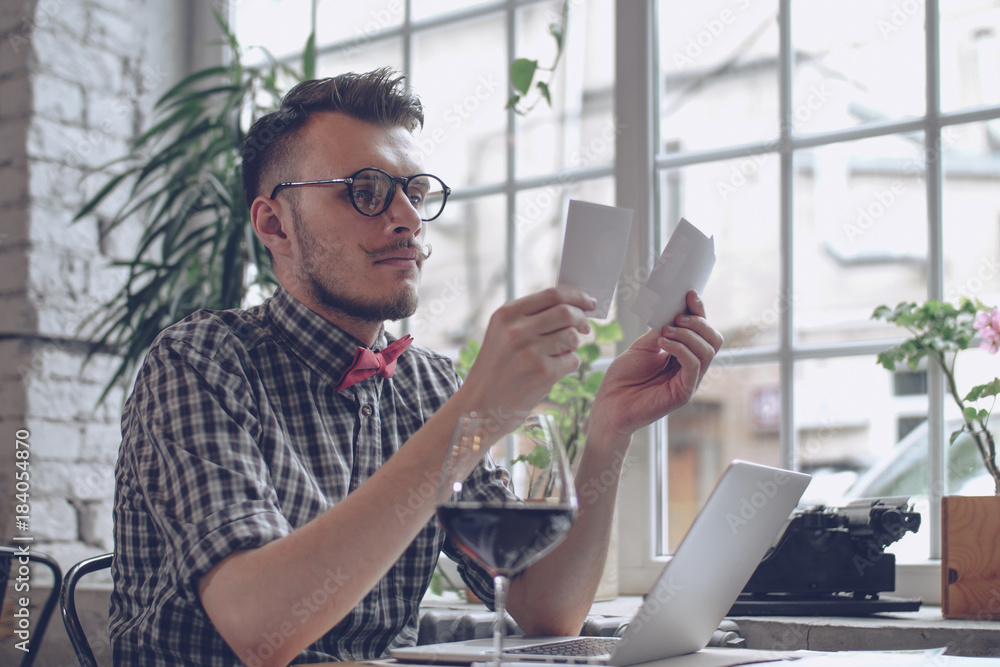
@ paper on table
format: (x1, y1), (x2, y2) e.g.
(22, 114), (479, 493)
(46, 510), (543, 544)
(469, 648), (809, 667)
(556, 200), (634, 319)
(630, 218), (715, 332)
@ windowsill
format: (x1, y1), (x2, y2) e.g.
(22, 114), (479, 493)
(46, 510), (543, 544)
(418, 595), (1000, 658)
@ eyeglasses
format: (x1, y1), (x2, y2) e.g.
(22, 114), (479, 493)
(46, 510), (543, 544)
(270, 167), (452, 221)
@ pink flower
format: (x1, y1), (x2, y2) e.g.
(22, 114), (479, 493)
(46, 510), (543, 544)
(974, 308), (1000, 354)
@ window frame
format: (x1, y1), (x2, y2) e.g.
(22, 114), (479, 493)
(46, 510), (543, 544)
(615, 0), (1000, 603)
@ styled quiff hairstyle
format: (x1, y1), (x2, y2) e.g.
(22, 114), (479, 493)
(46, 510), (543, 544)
(240, 67), (424, 209)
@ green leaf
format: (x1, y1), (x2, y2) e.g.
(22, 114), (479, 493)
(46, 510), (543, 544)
(154, 66), (230, 108)
(592, 320), (623, 344)
(505, 94), (521, 110)
(74, 168), (140, 221)
(548, 20), (564, 51)
(302, 32), (316, 80)
(429, 572), (444, 596)
(536, 81), (551, 107)
(525, 444), (551, 469)
(964, 406), (979, 422)
(965, 378), (1000, 402)
(510, 58), (538, 94)
(584, 371), (604, 394)
(456, 340), (480, 378)
(577, 343), (600, 365)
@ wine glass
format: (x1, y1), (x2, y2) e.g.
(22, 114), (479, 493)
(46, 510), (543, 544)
(436, 412), (578, 667)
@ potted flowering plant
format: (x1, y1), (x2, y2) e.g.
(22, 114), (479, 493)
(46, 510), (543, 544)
(872, 298), (1000, 619)
(873, 298), (1000, 494)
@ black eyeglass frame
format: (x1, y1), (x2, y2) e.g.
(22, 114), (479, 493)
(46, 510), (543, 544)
(269, 167), (452, 221)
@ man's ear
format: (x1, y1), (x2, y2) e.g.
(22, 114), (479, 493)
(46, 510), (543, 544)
(251, 196), (293, 260)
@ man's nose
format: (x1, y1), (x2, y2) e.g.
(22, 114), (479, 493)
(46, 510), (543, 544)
(384, 184), (423, 237)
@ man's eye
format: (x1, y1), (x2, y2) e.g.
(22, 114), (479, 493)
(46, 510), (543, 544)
(353, 189), (383, 212)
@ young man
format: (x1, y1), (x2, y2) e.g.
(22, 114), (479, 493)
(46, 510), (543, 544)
(110, 68), (722, 667)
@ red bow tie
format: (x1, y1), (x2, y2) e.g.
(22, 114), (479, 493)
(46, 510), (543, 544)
(333, 335), (413, 392)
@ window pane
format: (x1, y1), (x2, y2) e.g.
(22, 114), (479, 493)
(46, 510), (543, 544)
(515, 178), (615, 300)
(791, 0), (924, 135)
(515, 1), (616, 178)
(658, 158), (780, 351)
(396, 194), (508, 356)
(942, 121), (1000, 305)
(316, 39), (403, 80)
(794, 134), (928, 345)
(941, 1), (1000, 113)
(796, 356), (893, 482)
(316, 0), (403, 45)
(794, 356), (932, 561)
(235, 0), (313, 62)
(657, 0), (780, 152)
(795, 356), (930, 562)
(412, 14), (508, 189)
(665, 362), (780, 552)
(411, 0), (495, 22)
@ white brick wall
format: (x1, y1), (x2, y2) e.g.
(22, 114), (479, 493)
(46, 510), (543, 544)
(0, 0), (197, 576)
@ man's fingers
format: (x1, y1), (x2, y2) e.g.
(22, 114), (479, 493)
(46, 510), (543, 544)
(508, 286), (597, 318)
(682, 289), (706, 319)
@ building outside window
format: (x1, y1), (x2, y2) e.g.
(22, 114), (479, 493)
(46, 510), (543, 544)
(233, 1), (1000, 602)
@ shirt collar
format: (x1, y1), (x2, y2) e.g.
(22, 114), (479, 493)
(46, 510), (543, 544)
(266, 286), (391, 387)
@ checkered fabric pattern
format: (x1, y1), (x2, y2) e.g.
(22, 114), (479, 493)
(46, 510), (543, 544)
(110, 286), (506, 666)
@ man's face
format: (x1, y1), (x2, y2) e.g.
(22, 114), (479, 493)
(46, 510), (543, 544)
(278, 112), (430, 323)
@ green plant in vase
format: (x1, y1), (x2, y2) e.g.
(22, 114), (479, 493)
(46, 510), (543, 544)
(873, 298), (1000, 495)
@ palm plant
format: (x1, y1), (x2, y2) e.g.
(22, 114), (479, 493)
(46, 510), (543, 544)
(76, 11), (315, 399)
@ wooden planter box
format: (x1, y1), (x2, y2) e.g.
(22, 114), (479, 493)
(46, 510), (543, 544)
(942, 495), (1000, 619)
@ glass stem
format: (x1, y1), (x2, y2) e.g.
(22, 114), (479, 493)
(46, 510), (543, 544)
(492, 574), (509, 667)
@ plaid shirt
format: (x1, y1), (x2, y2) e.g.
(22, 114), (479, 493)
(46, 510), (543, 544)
(110, 286), (504, 666)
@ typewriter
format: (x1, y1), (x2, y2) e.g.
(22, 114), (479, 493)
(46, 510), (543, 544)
(729, 497), (922, 616)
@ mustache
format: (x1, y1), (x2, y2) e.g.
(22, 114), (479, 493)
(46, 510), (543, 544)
(367, 239), (433, 262)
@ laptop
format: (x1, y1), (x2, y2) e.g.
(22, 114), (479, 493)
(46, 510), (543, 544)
(391, 460), (810, 665)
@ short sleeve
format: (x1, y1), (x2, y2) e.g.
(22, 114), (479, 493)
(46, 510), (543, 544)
(122, 333), (293, 595)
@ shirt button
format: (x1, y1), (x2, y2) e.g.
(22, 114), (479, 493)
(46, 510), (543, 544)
(361, 404), (374, 417)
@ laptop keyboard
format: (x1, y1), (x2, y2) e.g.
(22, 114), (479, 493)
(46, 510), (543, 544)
(505, 636), (619, 657)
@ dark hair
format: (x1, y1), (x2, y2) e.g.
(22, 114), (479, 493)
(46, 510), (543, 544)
(240, 67), (424, 209)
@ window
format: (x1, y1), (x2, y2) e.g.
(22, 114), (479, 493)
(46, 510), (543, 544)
(637, 0), (1000, 601)
(235, 2), (1000, 602)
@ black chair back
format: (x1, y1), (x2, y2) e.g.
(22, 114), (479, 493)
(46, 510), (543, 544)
(59, 553), (113, 667)
(1, 545), (63, 667)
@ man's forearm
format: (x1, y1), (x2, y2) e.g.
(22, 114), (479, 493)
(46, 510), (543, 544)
(505, 432), (631, 636)
(198, 400), (468, 667)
